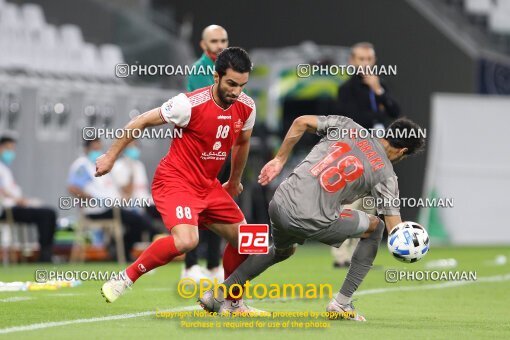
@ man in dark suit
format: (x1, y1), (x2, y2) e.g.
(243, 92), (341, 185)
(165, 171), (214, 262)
(337, 42), (400, 130)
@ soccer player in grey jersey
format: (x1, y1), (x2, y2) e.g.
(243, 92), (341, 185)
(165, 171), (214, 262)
(199, 115), (425, 320)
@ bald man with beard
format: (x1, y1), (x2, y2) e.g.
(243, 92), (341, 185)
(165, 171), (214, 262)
(186, 25), (229, 91)
(182, 25), (230, 283)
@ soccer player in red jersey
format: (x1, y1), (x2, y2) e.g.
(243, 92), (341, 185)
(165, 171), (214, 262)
(96, 48), (256, 309)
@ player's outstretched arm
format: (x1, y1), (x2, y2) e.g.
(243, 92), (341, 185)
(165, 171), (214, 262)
(384, 215), (403, 234)
(95, 108), (164, 177)
(223, 128), (253, 197)
(258, 115), (318, 186)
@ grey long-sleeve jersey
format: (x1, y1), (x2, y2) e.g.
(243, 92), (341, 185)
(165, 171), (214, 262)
(273, 115), (400, 233)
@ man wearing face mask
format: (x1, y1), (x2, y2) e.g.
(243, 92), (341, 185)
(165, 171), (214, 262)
(183, 25), (230, 283)
(187, 25), (228, 91)
(0, 136), (57, 262)
(67, 138), (154, 261)
(111, 141), (162, 235)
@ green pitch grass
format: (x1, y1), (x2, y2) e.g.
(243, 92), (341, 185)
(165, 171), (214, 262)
(1, 244), (509, 339)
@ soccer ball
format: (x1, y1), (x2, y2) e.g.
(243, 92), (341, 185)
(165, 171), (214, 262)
(387, 222), (430, 263)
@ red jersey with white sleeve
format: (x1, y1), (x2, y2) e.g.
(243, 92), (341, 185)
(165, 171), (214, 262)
(151, 85), (256, 229)
(156, 85), (255, 192)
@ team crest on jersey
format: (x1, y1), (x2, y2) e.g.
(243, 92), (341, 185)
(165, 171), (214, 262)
(234, 119), (243, 133)
(162, 100), (173, 113)
(213, 141), (221, 150)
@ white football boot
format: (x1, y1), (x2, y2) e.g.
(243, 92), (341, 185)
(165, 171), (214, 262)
(326, 298), (366, 322)
(198, 289), (223, 313)
(181, 264), (209, 284)
(101, 271), (133, 303)
(219, 299), (251, 315)
(206, 266), (224, 282)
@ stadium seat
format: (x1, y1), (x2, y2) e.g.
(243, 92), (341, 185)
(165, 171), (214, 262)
(0, 208), (39, 266)
(70, 207), (126, 264)
(489, 2), (510, 34)
(99, 44), (125, 78)
(464, 0), (493, 16)
(82, 43), (102, 78)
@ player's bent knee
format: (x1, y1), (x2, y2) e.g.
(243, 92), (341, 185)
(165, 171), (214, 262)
(171, 225), (199, 253)
(174, 235), (199, 253)
(361, 215), (384, 238)
(274, 246), (296, 262)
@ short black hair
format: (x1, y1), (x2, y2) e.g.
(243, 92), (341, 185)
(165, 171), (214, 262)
(385, 118), (426, 156)
(0, 136), (16, 146)
(83, 138), (100, 148)
(215, 47), (252, 77)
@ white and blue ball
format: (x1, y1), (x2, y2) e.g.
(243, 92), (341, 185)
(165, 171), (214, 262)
(387, 222), (430, 263)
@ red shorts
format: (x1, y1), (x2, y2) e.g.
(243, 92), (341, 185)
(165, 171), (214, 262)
(152, 178), (245, 231)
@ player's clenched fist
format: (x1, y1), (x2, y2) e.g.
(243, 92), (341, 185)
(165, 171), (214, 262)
(258, 158), (284, 186)
(223, 181), (243, 197)
(95, 154), (115, 177)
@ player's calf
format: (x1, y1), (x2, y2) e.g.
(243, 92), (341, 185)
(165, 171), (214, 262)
(359, 214), (383, 238)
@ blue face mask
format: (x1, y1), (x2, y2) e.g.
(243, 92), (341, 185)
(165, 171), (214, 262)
(124, 147), (140, 160)
(1, 150), (16, 166)
(87, 150), (102, 163)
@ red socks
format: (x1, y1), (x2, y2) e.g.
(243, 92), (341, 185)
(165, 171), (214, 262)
(222, 243), (248, 300)
(125, 235), (182, 283)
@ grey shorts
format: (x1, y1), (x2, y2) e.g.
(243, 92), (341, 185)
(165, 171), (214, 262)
(268, 199), (370, 249)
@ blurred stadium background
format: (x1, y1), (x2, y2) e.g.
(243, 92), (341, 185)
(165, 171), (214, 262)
(0, 0), (509, 336)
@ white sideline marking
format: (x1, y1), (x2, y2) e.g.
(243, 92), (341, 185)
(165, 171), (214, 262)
(355, 272), (510, 296)
(0, 297), (33, 303)
(0, 273), (509, 335)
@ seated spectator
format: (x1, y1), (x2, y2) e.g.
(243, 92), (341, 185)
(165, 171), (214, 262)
(67, 138), (155, 261)
(0, 136), (56, 262)
(111, 141), (163, 234)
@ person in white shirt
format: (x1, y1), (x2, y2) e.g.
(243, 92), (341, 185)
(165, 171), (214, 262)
(0, 136), (57, 262)
(111, 141), (162, 234)
(67, 138), (155, 261)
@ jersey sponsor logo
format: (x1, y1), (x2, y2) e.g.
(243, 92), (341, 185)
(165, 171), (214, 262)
(238, 224), (269, 254)
(200, 151), (227, 161)
(217, 115), (231, 120)
(234, 119), (243, 133)
(213, 141), (221, 150)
